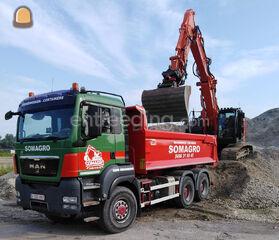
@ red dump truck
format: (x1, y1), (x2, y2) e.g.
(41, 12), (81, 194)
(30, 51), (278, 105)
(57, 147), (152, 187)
(6, 85), (218, 233)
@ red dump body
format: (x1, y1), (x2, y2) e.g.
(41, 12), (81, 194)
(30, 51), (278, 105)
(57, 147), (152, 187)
(126, 105), (218, 175)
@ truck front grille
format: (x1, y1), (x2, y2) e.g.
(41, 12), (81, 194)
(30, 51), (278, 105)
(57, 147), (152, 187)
(20, 156), (59, 177)
(30, 201), (48, 212)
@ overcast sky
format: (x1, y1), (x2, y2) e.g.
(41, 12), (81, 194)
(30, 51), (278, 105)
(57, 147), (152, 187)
(0, 0), (278, 136)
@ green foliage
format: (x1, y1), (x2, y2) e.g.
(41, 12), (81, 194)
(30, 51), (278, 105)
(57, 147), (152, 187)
(0, 134), (16, 149)
(0, 150), (12, 157)
(0, 166), (13, 176)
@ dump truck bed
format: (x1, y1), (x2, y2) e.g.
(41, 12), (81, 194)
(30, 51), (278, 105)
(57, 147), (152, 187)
(126, 106), (218, 175)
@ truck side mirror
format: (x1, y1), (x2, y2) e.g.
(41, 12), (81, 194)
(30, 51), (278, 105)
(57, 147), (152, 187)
(5, 111), (13, 120)
(82, 104), (102, 139)
(5, 111), (21, 120)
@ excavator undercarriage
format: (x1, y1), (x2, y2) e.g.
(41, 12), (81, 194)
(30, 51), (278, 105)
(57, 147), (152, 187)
(220, 143), (253, 160)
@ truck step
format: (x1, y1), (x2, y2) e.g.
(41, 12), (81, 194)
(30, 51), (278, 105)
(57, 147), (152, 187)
(84, 216), (100, 222)
(83, 184), (100, 190)
(141, 193), (180, 208)
(150, 181), (179, 191)
(83, 200), (100, 207)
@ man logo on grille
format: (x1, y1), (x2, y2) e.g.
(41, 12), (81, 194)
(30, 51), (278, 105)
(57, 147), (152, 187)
(29, 163), (46, 174)
(84, 145), (104, 170)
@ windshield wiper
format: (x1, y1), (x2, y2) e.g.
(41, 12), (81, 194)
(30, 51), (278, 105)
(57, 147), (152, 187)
(20, 135), (63, 142)
(42, 136), (62, 141)
(20, 137), (42, 142)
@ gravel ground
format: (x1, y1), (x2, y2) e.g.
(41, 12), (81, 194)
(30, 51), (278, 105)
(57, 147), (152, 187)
(0, 199), (278, 240)
(209, 147), (279, 210)
(0, 172), (15, 201)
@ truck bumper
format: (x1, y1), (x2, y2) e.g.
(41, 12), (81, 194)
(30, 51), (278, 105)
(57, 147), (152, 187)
(15, 176), (82, 217)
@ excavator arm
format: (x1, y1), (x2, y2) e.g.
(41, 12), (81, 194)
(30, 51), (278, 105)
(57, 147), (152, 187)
(142, 9), (219, 133)
(160, 10), (195, 87)
(190, 25), (219, 133)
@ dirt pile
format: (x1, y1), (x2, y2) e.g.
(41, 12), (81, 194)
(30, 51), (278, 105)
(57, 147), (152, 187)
(148, 123), (187, 132)
(0, 172), (16, 200)
(210, 147), (279, 209)
(247, 108), (279, 147)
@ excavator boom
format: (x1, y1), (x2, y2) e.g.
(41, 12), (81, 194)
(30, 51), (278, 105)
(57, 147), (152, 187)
(142, 9), (219, 133)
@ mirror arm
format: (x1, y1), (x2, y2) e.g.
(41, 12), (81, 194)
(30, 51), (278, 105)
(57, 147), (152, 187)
(14, 111), (22, 116)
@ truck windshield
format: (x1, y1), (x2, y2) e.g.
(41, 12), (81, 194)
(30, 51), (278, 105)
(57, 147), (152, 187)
(18, 107), (74, 141)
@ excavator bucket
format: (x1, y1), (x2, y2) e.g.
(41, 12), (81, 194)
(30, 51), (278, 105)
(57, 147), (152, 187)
(141, 86), (191, 123)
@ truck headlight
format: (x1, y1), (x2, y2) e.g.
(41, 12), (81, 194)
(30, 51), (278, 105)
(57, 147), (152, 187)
(16, 191), (20, 197)
(63, 204), (78, 210)
(16, 191), (21, 202)
(62, 196), (78, 204)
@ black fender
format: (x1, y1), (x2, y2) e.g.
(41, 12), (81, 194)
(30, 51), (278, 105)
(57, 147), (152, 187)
(98, 164), (140, 201)
(110, 176), (141, 213)
(192, 169), (210, 191)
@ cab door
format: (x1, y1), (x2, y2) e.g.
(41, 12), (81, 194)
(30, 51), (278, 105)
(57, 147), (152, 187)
(110, 107), (125, 164)
(80, 103), (116, 174)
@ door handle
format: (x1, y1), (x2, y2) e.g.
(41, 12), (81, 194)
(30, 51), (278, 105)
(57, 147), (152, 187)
(110, 152), (115, 159)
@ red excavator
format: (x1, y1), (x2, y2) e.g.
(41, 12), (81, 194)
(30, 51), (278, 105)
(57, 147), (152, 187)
(142, 9), (253, 160)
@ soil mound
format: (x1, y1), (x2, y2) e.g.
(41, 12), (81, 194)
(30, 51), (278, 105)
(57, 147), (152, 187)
(211, 147), (279, 209)
(247, 108), (279, 147)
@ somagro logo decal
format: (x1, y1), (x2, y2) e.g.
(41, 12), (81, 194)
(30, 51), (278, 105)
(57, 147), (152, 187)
(25, 145), (50, 152)
(84, 145), (104, 170)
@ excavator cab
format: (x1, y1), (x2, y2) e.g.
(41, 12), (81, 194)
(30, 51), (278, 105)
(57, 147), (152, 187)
(217, 108), (253, 160)
(218, 108), (245, 146)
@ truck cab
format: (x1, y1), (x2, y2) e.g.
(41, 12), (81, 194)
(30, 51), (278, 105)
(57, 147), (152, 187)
(8, 84), (130, 220)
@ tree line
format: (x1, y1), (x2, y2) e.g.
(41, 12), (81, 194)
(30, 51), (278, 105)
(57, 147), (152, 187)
(0, 134), (16, 149)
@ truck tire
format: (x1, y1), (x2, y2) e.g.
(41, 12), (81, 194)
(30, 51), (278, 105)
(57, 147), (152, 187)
(175, 176), (195, 208)
(195, 173), (210, 202)
(99, 186), (137, 233)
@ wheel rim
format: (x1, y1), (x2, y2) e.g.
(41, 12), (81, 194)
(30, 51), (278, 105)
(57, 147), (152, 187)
(113, 199), (129, 223)
(200, 179), (208, 196)
(183, 185), (192, 202)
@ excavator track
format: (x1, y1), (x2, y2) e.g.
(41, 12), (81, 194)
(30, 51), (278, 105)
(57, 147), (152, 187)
(141, 86), (191, 123)
(220, 144), (253, 161)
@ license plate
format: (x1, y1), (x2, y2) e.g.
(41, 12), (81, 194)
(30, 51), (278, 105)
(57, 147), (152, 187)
(30, 193), (45, 201)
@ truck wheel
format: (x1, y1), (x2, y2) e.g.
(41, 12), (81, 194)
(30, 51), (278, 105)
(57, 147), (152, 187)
(175, 176), (195, 208)
(99, 186), (137, 233)
(195, 173), (210, 202)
